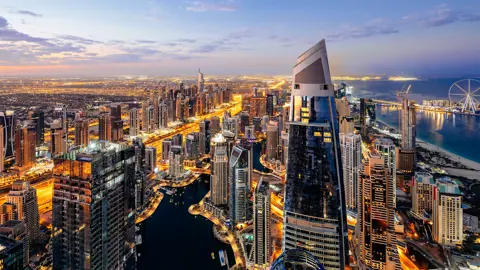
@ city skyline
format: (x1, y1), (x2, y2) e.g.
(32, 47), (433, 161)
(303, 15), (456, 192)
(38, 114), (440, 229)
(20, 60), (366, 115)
(1, 0), (480, 77)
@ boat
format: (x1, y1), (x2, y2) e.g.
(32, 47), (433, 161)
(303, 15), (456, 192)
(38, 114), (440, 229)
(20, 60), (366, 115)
(211, 252), (215, 260)
(219, 250), (226, 267)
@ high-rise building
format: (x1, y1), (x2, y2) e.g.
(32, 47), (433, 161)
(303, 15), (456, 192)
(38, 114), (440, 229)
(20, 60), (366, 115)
(239, 112), (250, 134)
(168, 145), (184, 178)
(132, 138), (146, 210)
(54, 105), (68, 153)
(167, 99), (175, 122)
(375, 138), (396, 186)
(98, 112), (112, 141)
(162, 139), (172, 163)
(0, 111), (15, 159)
(185, 133), (200, 160)
(283, 40), (348, 269)
(412, 172), (435, 216)
(210, 146), (228, 206)
(0, 203), (17, 224)
(198, 69), (205, 92)
(340, 133), (362, 210)
(0, 126), (4, 172)
(175, 96), (182, 121)
(433, 178), (463, 246)
(0, 220), (29, 268)
(29, 110), (44, 146)
(50, 119), (66, 155)
(129, 108), (140, 137)
(210, 116), (221, 134)
(0, 235), (24, 270)
(401, 100), (416, 149)
(250, 97), (267, 117)
(141, 101), (148, 131)
(336, 98), (354, 134)
(52, 142), (137, 270)
(253, 178), (271, 268)
(358, 153), (400, 270)
(14, 127), (36, 168)
(229, 145), (250, 224)
(266, 94), (274, 116)
(146, 105), (155, 133)
(74, 119), (89, 147)
(200, 120), (211, 154)
(145, 146), (157, 172)
(172, 134), (183, 147)
(159, 102), (168, 129)
(266, 123), (278, 161)
(7, 181), (40, 243)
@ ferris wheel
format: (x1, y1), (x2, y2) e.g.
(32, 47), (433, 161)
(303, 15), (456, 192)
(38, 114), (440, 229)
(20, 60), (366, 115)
(449, 79), (480, 114)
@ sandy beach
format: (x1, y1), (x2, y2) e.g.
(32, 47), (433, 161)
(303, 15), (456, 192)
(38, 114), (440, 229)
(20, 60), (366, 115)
(417, 139), (480, 180)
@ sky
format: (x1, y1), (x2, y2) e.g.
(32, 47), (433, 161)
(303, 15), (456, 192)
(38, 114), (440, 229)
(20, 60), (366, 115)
(0, 0), (479, 77)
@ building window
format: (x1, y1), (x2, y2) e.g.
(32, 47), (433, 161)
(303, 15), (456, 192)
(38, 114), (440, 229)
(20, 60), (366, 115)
(294, 84), (300, 89)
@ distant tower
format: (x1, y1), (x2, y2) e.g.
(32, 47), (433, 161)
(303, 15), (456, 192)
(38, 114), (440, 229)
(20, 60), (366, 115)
(229, 145), (250, 224)
(14, 127), (36, 168)
(50, 119), (65, 155)
(7, 181), (40, 243)
(168, 145), (184, 178)
(159, 102), (168, 129)
(253, 178), (271, 267)
(145, 146), (157, 172)
(74, 119), (89, 147)
(98, 112), (112, 141)
(162, 139), (172, 163)
(266, 123), (279, 161)
(412, 172), (435, 215)
(0, 126), (4, 172)
(129, 108), (140, 137)
(54, 105), (68, 152)
(141, 101), (148, 132)
(198, 69), (205, 92)
(210, 145), (228, 206)
(340, 133), (362, 210)
(0, 111), (16, 159)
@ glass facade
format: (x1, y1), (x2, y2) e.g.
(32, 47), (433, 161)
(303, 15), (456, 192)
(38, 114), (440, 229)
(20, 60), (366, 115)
(283, 40), (348, 270)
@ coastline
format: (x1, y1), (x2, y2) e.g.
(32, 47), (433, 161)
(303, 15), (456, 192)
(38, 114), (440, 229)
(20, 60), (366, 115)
(376, 120), (480, 180)
(416, 139), (480, 181)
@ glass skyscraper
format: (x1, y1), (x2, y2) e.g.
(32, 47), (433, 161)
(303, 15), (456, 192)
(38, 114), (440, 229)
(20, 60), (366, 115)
(283, 40), (348, 269)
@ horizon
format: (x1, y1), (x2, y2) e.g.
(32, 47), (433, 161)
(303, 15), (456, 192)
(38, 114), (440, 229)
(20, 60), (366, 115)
(1, 0), (480, 77)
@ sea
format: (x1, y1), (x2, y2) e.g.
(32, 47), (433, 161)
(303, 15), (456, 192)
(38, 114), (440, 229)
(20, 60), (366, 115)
(342, 78), (480, 163)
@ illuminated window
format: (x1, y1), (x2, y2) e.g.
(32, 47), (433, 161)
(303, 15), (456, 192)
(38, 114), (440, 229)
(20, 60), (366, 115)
(324, 132), (331, 137)
(324, 138), (332, 143)
(314, 131), (321, 137)
(301, 118), (309, 123)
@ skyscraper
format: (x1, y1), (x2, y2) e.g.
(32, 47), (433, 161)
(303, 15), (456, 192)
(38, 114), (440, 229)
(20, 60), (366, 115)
(0, 235), (24, 270)
(50, 119), (66, 155)
(358, 153), (400, 269)
(142, 101), (148, 131)
(159, 102), (168, 129)
(0, 111), (15, 159)
(168, 145), (184, 178)
(14, 127), (36, 168)
(29, 109), (45, 146)
(375, 138), (396, 189)
(54, 105), (68, 153)
(266, 123), (279, 161)
(129, 108), (140, 137)
(200, 120), (211, 154)
(253, 178), (271, 268)
(266, 94), (274, 116)
(433, 178), (463, 246)
(198, 69), (205, 92)
(52, 142), (137, 269)
(98, 112), (112, 141)
(401, 100), (416, 149)
(210, 145), (228, 206)
(229, 145), (250, 224)
(74, 119), (89, 147)
(412, 172), (435, 216)
(283, 40), (348, 269)
(340, 133), (362, 210)
(0, 126), (4, 172)
(132, 138), (146, 210)
(145, 146), (157, 172)
(162, 139), (172, 163)
(7, 181), (40, 243)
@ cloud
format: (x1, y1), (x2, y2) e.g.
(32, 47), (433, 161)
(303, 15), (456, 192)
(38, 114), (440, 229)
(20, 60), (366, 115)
(0, 17), (8, 28)
(189, 29), (250, 54)
(326, 20), (399, 41)
(136, 39), (156, 44)
(403, 5), (480, 28)
(185, 1), (237, 12)
(176, 38), (196, 43)
(164, 42), (177, 46)
(13, 10), (42, 17)
(57, 35), (101, 45)
(190, 44), (219, 53)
